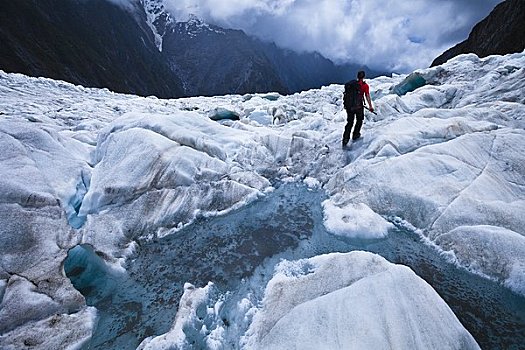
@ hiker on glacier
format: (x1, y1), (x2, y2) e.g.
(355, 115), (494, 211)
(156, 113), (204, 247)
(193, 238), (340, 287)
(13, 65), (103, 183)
(342, 70), (374, 147)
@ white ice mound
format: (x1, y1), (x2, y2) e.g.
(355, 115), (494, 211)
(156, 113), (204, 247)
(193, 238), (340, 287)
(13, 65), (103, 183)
(0, 306), (96, 350)
(322, 200), (393, 239)
(436, 225), (525, 295)
(78, 111), (272, 254)
(243, 252), (479, 350)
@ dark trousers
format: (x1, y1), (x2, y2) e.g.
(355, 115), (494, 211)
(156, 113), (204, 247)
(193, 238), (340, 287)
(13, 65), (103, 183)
(343, 107), (364, 143)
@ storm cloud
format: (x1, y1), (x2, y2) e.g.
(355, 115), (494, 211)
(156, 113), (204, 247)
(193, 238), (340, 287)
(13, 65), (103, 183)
(162, 0), (504, 72)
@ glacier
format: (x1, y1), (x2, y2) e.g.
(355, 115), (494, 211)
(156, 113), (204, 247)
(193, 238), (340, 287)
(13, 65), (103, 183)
(0, 51), (524, 349)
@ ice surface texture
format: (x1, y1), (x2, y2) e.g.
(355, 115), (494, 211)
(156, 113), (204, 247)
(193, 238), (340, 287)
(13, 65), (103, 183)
(244, 252), (479, 350)
(1, 51), (524, 348)
(138, 252), (480, 350)
(0, 121), (95, 348)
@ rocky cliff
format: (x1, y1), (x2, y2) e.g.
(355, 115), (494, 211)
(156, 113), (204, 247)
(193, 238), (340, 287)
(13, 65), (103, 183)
(431, 0), (525, 67)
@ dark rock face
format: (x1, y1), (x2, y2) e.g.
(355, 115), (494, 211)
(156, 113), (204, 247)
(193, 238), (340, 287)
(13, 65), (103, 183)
(0, 0), (184, 98)
(259, 43), (359, 93)
(162, 19), (288, 96)
(432, 0), (525, 67)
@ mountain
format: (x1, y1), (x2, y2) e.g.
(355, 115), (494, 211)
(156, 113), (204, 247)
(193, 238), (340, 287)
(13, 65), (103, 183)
(146, 4), (380, 96)
(431, 0), (525, 67)
(161, 16), (289, 96)
(0, 0), (184, 98)
(0, 0), (379, 98)
(258, 42), (370, 93)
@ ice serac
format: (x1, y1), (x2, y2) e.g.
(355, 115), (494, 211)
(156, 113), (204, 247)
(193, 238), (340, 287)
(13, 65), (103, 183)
(245, 252), (479, 349)
(0, 120), (95, 348)
(78, 111), (272, 256)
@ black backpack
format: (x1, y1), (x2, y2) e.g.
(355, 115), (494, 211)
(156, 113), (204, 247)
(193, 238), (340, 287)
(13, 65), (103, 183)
(343, 80), (363, 111)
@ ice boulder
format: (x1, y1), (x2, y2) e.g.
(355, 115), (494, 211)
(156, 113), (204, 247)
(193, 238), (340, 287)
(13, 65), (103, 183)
(259, 93), (281, 101)
(207, 107), (240, 121)
(243, 252), (479, 350)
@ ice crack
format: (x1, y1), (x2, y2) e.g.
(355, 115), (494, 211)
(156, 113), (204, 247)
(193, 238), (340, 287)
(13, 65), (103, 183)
(66, 170), (90, 229)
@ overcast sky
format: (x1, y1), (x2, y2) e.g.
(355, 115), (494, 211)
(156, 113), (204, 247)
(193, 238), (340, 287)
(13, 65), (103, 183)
(161, 0), (504, 73)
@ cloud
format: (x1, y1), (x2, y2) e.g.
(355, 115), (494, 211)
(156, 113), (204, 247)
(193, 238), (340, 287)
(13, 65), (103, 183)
(163, 0), (504, 72)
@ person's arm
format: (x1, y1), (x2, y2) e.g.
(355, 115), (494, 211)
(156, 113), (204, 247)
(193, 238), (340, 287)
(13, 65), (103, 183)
(365, 92), (373, 112)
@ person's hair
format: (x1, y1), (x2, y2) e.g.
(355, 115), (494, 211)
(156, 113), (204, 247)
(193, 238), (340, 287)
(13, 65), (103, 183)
(357, 71), (366, 79)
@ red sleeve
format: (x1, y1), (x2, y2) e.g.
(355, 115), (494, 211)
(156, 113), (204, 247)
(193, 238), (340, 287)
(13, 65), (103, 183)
(362, 82), (370, 94)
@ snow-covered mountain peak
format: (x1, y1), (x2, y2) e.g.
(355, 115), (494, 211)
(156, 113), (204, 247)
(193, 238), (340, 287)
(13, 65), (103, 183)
(180, 13), (226, 37)
(141, 0), (173, 51)
(141, 1), (225, 49)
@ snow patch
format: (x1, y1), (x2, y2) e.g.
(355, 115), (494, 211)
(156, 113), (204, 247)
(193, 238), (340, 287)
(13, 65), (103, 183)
(322, 200), (393, 239)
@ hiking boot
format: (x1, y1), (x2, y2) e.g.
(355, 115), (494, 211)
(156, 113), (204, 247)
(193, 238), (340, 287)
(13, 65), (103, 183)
(342, 139), (349, 148)
(352, 133), (361, 140)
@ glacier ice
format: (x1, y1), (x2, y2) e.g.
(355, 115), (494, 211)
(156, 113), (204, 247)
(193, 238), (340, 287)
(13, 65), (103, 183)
(138, 252), (481, 350)
(393, 72), (426, 96)
(0, 306), (96, 350)
(436, 225), (525, 295)
(0, 118), (93, 349)
(1, 51), (525, 349)
(242, 252), (479, 350)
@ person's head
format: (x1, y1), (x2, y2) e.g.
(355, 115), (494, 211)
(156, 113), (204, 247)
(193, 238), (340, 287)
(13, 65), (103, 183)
(357, 71), (366, 80)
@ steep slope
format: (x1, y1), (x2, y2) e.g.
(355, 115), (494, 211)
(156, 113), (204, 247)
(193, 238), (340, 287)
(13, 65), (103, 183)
(0, 0), (184, 98)
(162, 17), (288, 96)
(431, 0), (525, 66)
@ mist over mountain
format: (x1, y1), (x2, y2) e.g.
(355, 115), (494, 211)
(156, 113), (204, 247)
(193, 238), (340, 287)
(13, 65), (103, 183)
(159, 15), (378, 96)
(0, 0), (380, 98)
(431, 0), (525, 67)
